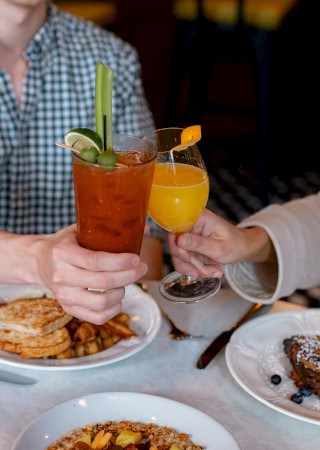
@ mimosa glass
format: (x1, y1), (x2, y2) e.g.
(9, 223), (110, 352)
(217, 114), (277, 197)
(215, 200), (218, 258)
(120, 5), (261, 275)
(144, 128), (221, 303)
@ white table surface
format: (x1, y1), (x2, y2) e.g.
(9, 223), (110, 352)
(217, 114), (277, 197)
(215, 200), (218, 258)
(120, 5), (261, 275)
(1, 281), (320, 450)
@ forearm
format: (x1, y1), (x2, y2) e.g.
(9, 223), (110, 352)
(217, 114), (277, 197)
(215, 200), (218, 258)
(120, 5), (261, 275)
(140, 236), (163, 280)
(226, 193), (320, 303)
(0, 230), (43, 285)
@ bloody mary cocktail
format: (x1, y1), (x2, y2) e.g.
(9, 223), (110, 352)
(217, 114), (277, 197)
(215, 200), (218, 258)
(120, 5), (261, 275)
(72, 134), (156, 254)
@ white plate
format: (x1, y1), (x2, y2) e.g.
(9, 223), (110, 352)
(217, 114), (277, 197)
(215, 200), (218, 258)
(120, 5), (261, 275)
(0, 284), (161, 371)
(12, 391), (240, 450)
(225, 309), (320, 425)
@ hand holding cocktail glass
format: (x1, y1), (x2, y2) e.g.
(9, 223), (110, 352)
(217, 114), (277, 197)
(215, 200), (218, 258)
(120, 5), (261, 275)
(55, 63), (156, 304)
(144, 126), (221, 303)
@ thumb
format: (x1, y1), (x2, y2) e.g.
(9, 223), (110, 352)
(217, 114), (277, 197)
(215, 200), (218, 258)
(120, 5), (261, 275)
(177, 233), (203, 252)
(177, 232), (220, 262)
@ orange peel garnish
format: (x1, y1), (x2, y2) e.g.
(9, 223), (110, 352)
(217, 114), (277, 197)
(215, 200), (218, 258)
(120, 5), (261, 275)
(181, 125), (201, 145)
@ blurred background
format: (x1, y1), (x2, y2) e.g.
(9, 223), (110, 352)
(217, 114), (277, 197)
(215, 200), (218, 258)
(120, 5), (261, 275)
(54, 0), (319, 305)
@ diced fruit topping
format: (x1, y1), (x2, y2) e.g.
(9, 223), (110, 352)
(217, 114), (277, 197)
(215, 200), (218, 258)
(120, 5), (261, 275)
(74, 434), (92, 445)
(115, 430), (143, 446)
(91, 430), (112, 449)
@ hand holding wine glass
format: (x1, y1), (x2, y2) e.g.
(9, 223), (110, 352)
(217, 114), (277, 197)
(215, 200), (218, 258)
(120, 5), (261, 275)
(144, 126), (221, 303)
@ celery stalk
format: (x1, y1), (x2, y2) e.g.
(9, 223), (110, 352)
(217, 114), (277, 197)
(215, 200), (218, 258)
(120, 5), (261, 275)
(95, 62), (114, 150)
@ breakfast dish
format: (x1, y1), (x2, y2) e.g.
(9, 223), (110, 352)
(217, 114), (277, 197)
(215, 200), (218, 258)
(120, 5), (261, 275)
(0, 296), (73, 358)
(12, 392), (240, 450)
(46, 419), (203, 450)
(225, 309), (320, 425)
(0, 284), (161, 370)
(0, 307), (136, 360)
(284, 335), (320, 396)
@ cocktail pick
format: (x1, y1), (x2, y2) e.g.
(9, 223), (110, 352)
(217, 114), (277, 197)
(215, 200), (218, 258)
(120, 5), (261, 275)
(54, 142), (80, 153)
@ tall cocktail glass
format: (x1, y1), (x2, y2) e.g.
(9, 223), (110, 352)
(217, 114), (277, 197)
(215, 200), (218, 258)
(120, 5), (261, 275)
(72, 134), (156, 254)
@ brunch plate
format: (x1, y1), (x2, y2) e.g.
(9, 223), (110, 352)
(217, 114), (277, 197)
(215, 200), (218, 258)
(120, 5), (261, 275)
(12, 391), (240, 450)
(225, 309), (320, 425)
(0, 284), (161, 371)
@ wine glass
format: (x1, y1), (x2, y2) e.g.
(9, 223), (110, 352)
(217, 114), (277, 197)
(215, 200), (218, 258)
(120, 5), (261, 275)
(144, 127), (221, 303)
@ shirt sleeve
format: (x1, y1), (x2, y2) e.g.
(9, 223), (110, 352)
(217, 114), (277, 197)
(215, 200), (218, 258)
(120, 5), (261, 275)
(224, 193), (320, 304)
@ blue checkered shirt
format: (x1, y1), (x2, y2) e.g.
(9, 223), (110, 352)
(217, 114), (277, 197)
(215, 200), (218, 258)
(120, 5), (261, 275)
(0, 2), (161, 239)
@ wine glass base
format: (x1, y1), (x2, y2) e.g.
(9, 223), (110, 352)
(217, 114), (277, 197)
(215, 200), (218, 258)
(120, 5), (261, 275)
(159, 271), (221, 303)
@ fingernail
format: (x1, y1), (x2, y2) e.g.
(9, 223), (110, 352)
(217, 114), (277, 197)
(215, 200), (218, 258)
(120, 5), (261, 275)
(187, 271), (197, 279)
(212, 270), (222, 278)
(141, 263), (148, 276)
(179, 235), (189, 247)
(131, 256), (140, 267)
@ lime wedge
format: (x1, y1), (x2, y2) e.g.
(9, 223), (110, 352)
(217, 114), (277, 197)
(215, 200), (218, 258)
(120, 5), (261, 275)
(64, 128), (103, 151)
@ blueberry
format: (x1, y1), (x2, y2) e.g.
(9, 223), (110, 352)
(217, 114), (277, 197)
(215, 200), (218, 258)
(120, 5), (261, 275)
(291, 392), (304, 404)
(298, 386), (313, 397)
(271, 374), (282, 385)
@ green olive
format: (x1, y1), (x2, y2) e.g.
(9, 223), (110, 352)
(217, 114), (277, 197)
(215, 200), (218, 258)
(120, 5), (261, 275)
(97, 150), (118, 167)
(79, 146), (99, 163)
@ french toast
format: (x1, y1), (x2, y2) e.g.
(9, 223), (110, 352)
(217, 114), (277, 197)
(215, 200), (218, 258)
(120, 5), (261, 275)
(284, 335), (320, 396)
(0, 327), (71, 358)
(0, 297), (136, 360)
(0, 297), (72, 336)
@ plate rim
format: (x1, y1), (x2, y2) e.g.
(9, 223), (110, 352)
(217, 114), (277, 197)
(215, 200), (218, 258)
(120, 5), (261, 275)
(12, 391), (240, 450)
(225, 308), (320, 425)
(0, 284), (161, 371)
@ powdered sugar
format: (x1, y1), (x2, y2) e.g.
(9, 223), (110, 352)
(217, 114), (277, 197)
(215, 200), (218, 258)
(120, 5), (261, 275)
(258, 339), (320, 412)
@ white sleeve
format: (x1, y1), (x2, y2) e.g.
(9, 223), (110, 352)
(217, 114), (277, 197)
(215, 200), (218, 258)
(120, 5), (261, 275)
(224, 193), (320, 304)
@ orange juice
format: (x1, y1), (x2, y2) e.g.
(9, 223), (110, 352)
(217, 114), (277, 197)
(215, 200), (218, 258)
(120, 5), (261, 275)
(148, 163), (209, 232)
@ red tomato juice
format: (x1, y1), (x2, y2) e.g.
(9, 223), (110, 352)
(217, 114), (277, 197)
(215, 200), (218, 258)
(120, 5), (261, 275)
(72, 148), (155, 254)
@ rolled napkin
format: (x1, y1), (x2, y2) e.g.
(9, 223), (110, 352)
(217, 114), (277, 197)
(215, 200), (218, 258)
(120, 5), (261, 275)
(145, 280), (267, 338)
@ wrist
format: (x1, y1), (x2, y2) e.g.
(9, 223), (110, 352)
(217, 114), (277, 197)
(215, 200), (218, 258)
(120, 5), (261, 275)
(241, 226), (276, 263)
(0, 231), (45, 285)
